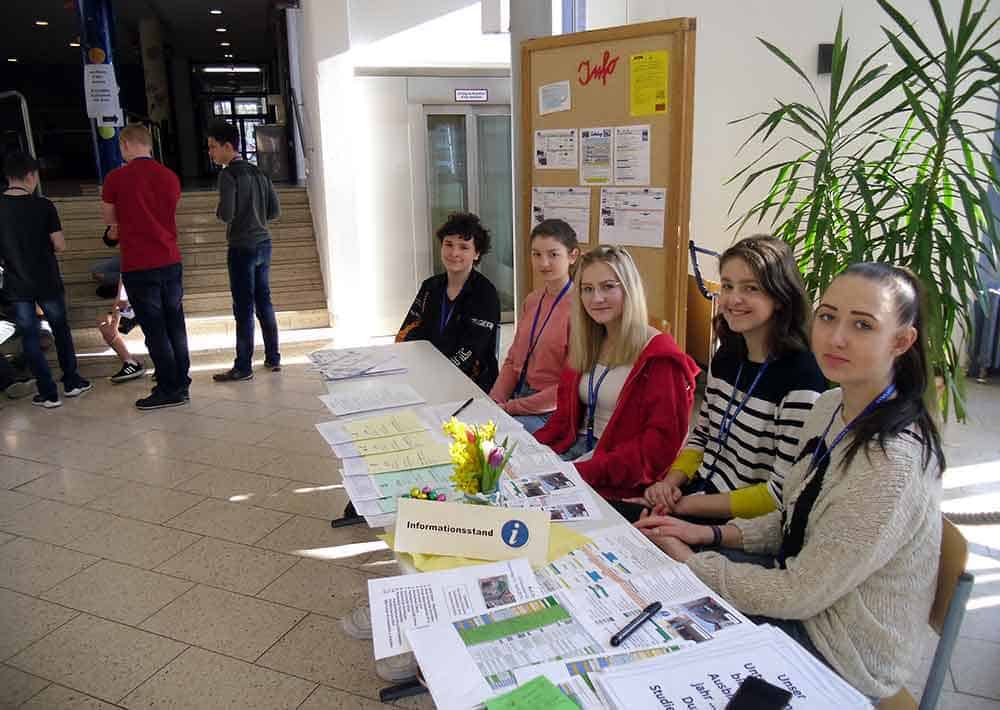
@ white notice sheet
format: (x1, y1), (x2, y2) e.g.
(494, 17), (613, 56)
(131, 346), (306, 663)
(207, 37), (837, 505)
(369, 559), (540, 659)
(579, 127), (614, 185)
(613, 125), (651, 186)
(534, 128), (577, 170)
(538, 80), (571, 115)
(318, 382), (425, 416)
(598, 187), (666, 247)
(531, 187), (591, 244)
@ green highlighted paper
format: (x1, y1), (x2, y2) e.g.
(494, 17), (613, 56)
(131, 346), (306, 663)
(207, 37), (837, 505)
(486, 676), (579, 710)
(457, 598), (571, 646)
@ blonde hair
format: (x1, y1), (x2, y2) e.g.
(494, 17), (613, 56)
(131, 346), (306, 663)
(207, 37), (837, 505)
(119, 124), (152, 148)
(569, 245), (650, 372)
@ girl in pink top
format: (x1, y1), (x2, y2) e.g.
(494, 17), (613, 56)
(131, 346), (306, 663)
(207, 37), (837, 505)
(490, 219), (580, 432)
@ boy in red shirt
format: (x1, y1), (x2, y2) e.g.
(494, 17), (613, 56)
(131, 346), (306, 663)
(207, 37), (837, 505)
(101, 125), (189, 410)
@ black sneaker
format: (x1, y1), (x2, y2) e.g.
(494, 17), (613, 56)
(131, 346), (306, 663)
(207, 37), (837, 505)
(4, 379), (35, 399)
(32, 394), (62, 409)
(64, 380), (93, 397)
(264, 360), (282, 372)
(212, 369), (254, 382)
(135, 390), (186, 410)
(110, 361), (146, 383)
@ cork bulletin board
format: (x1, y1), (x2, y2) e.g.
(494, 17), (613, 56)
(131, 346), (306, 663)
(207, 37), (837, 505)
(520, 18), (696, 349)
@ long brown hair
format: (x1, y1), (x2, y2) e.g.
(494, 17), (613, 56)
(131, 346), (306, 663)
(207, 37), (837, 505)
(714, 235), (811, 358)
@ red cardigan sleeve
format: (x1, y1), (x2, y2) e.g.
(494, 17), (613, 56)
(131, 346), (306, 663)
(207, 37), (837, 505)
(532, 367), (579, 451)
(574, 357), (693, 493)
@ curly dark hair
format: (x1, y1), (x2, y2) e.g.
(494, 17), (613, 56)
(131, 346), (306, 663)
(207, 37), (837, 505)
(436, 212), (491, 263)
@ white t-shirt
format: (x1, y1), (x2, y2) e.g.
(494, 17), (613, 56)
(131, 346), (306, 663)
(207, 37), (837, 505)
(577, 362), (631, 440)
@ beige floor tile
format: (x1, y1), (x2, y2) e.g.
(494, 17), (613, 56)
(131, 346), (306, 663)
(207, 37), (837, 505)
(103, 455), (216, 488)
(183, 440), (284, 472)
(0, 587), (78, 660)
(139, 584), (306, 662)
(0, 430), (69, 465)
(253, 480), (349, 519)
(165, 498), (290, 545)
(155, 537), (298, 595)
(7, 614), (186, 703)
(114, 431), (214, 461)
(257, 613), (384, 699)
(951, 637), (1000, 699)
(66, 516), (201, 569)
(178, 417), (281, 446)
(42, 560), (195, 626)
(259, 428), (334, 457)
(298, 684), (386, 710)
(255, 452), (341, 484)
(192, 399), (279, 422)
(43, 442), (142, 475)
(0, 499), (116, 547)
(0, 456), (57, 489)
(254, 515), (389, 568)
(0, 664), (50, 707)
(175, 467), (289, 501)
(20, 684), (123, 709)
(0, 488), (40, 517)
(268, 410), (330, 432)
(0, 538), (99, 595)
(14, 469), (128, 506)
(258, 558), (373, 618)
(87, 482), (204, 524)
(122, 646), (315, 710)
(0, 531), (13, 546)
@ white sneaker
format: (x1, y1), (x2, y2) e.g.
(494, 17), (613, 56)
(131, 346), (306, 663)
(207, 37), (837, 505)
(341, 605), (373, 640)
(375, 653), (419, 683)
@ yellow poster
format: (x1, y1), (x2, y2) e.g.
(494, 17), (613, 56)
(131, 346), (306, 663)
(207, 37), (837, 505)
(630, 51), (669, 116)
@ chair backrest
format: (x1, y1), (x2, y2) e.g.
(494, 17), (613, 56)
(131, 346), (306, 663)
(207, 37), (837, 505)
(930, 518), (968, 633)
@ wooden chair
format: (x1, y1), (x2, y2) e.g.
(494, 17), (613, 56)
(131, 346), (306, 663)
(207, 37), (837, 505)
(879, 518), (975, 710)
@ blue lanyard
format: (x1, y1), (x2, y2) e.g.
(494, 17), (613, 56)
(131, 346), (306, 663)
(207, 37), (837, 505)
(440, 291), (457, 335)
(704, 359), (770, 476)
(806, 383), (897, 477)
(516, 280), (571, 392)
(586, 364), (612, 449)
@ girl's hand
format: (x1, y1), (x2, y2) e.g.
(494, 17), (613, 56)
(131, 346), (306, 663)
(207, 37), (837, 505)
(643, 479), (683, 510)
(648, 535), (694, 562)
(634, 512), (713, 546)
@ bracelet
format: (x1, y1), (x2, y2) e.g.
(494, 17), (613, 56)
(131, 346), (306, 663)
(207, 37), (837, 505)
(710, 525), (722, 547)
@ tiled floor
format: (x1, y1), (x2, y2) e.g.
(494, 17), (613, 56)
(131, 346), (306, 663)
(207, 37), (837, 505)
(0, 346), (997, 709)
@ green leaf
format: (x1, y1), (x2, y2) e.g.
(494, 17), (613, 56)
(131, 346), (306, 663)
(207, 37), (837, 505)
(758, 37), (826, 111)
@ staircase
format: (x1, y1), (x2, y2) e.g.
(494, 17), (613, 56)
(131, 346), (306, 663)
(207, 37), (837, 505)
(47, 186), (330, 364)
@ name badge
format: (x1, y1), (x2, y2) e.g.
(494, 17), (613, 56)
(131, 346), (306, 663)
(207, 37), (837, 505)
(394, 498), (551, 567)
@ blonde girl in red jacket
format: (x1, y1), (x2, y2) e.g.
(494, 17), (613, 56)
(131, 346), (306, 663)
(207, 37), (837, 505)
(534, 245), (700, 521)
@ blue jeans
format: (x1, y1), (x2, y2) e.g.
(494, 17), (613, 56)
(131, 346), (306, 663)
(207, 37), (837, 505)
(560, 433), (595, 461)
(510, 384), (551, 433)
(122, 263), (191, 397)
(227, 240), (279, 373)
(12, 297), (82, 400)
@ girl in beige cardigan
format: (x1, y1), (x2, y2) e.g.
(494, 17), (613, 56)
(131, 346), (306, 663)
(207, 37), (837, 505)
(636, 263), (945, 700)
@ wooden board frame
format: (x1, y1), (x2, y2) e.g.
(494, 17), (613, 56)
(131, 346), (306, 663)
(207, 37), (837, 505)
(519, 18), (696, 349)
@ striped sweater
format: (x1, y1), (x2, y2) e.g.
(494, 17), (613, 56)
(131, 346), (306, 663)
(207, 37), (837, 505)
(680, 347), (826, 515)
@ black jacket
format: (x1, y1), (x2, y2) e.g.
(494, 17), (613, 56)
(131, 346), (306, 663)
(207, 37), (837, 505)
(396, 269), (500, 392)
(216, 159), (280, 249)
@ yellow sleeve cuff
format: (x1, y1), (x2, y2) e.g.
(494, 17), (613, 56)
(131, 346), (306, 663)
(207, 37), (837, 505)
(729, 483), (778, 519)
(671, 449), (704, 481)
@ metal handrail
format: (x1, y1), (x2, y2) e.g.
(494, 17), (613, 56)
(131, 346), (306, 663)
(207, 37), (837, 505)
(0, 90), (39, 193)
(689, 240), (720, 300)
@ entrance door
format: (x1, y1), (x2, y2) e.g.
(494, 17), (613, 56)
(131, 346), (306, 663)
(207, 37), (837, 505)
(425, 106), (514, 320)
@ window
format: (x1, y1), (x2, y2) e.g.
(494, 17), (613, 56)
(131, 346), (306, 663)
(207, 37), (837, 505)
(213, 100), (232, 116)
(235, 97), (266, 116)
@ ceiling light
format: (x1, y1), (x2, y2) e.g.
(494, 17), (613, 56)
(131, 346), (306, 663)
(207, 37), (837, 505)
(210, 9), (223, 14)
(215, 27), (227, 32)
(69, 41), (80, 47)
(224, 54), (233, 58)
(7, 58), (17, 63)
(202, 66), (262, 73)
(35, 20), (49, 27)
(220, 41), (230, 47)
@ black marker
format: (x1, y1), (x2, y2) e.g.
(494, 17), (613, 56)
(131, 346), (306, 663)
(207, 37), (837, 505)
(451, 398), (474, 418)
(610, 602), (662, 647)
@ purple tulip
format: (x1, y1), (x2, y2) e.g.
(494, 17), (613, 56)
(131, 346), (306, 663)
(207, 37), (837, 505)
(487, 446), (505, 468)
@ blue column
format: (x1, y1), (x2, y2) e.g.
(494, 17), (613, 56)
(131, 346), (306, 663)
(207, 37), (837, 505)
(75, 0), (123, 182)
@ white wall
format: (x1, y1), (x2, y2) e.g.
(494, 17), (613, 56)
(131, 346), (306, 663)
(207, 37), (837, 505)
(621, 0), (990, 277)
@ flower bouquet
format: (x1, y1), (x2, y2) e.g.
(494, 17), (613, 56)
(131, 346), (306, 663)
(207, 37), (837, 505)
(442, 417), (517, 505)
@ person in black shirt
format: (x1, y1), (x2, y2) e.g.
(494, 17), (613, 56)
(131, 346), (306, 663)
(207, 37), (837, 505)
(0, 152), (91, 408)
(397, 212), (501, 392)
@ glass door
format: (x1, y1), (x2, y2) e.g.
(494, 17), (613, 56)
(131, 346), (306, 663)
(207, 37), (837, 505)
(425, 106), (514, 320)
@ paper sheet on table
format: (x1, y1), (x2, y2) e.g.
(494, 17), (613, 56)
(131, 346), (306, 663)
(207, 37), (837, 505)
(332, 430), (443, 459)
(516, 490), (604, 523)
(315, 410), (428, 447)
(319, 382), (424, 416)
(368, 558), (540, 659)
(379, 523), (591, 572)
(419, 399), (524, 435)
(341, 443), (451, 476)
(342, 465), (454, 501)
(486, 675), (577, 710)
(531, 187), (591, 244)
(309, 347), (405, 380)
(613, 125), (651, 186)
(353, 485), (458, 517)
(533, 128), (577, 170)
(594, 625), (871, 709)
(598, 187), (666, 247)
(504, 432), (563, 476)
(580, 127), (613, 185)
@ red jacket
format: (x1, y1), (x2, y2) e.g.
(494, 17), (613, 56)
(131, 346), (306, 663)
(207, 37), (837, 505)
(534, 333), (700, 500)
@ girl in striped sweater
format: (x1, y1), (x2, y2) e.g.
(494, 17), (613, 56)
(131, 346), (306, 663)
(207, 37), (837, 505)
(632, 236), (826, 519)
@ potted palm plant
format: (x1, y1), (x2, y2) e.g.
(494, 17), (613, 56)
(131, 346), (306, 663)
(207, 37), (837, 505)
(729, 0), (1000, 420)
